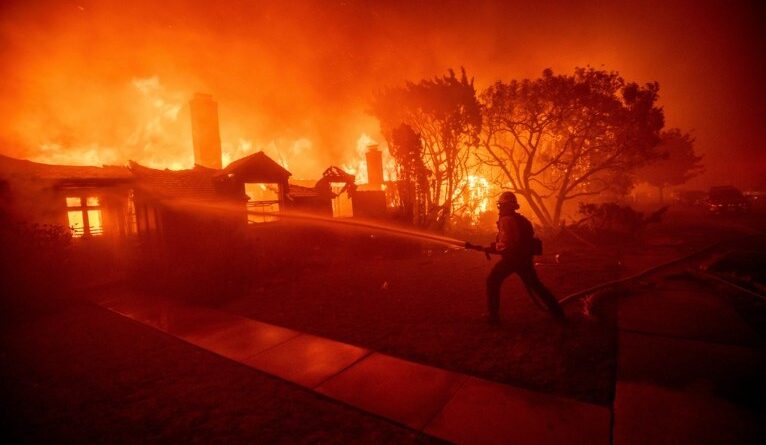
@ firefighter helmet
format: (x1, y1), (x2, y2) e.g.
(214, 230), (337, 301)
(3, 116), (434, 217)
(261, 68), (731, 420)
(497, 191), (520, 210)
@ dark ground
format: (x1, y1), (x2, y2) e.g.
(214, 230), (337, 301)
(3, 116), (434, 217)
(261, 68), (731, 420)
(1, 208), (764, 443)
(0, 302), (445, 444)
(221, 209), (765, 405)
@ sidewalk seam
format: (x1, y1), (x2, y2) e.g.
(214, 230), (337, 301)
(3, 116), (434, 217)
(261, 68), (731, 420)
(311, 350), (375, 389)
(418, 374), (471, 433)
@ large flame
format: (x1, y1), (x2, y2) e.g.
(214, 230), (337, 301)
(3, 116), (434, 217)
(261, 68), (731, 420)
(341, 133), (374, 184)
(1, 2), (763, 188)
(20, 74), (366, 178)
(453, 174), (492, 223)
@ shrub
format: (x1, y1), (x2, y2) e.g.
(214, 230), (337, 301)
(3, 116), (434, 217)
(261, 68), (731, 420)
(574, 202), (667, 237)
(0, 220), (75, 311)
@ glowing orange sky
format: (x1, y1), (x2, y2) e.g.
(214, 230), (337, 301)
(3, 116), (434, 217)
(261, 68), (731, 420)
(1, 0), (763, 187)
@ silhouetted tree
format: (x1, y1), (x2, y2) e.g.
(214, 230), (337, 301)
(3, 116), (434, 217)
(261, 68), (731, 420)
(372, 68), (482, 229)
(635, 129), (703, 203)
(479, 67), (665, 229)
(388, 124), (430, 225)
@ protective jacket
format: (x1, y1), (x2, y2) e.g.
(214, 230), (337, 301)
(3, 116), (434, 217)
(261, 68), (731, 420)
(493, 212), (535, 259)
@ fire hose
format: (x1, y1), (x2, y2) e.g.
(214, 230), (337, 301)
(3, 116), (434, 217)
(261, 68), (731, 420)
(463, 235), (760, 307)
(464, 241), (493, 260)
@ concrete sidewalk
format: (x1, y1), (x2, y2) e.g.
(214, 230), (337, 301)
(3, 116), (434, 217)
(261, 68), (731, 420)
(93, 270), (765, 445)
(612, 276), (765, 445)
(95, 293), (610, 445)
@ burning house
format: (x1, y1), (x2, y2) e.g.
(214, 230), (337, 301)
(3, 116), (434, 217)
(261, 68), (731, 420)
(0, 152), (324, 242)
(0, 154), (243, 242)
(0, 94), (393, 243)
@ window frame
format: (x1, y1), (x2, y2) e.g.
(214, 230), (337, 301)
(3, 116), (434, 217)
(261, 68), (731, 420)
(244, 182), (281, 224)
(65, 194), (104, 237)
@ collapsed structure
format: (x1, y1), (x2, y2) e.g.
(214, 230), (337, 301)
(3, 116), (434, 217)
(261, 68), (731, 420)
(0, 94), (387, 242)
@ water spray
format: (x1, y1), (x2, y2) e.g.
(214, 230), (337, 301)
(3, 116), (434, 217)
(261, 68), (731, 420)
(162, 197), (471, 248)
(161, 196), (747, 309)
(256, 210), (469, 248)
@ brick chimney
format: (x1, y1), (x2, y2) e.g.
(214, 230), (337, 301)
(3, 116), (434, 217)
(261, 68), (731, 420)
(365, 144), (383, 190)
(189, 93), (222, 169)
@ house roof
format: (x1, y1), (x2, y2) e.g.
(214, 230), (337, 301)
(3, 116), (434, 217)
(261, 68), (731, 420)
(0, 155), (133, 184)
(220, 151), (291, 182)
(0, 151), (294, 203)
(288, 183), (334, 199)
(129, 161), (227, 201)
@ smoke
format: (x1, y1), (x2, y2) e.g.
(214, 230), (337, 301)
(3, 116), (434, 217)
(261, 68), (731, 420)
(0, 0), (763, 185)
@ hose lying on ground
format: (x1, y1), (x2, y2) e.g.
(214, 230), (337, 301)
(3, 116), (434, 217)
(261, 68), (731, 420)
(557, 236), (757, 305)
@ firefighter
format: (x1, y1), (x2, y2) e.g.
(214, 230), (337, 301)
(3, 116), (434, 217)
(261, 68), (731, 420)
(468, 192), (565, 325)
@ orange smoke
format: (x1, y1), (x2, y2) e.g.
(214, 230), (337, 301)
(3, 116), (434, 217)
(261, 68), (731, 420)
(0, 1), (763, 186)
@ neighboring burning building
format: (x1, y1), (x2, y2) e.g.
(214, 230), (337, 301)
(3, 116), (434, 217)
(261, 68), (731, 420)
(219, 151), (291, 222)
(314, 166), (356, 217)
(287, 183), (335, 216)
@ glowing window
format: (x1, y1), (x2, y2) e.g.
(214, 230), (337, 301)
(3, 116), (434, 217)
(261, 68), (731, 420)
(87, 210), (103, 236)
(65, 195), (103, 237)
(245, 183), (280, 223)
(67, 211), (85, 237)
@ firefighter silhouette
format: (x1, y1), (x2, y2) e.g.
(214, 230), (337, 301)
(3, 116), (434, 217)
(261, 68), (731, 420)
(466, 192), (565, 325)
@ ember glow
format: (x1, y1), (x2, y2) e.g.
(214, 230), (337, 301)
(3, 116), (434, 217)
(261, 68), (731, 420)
(454, 175), (492, 223)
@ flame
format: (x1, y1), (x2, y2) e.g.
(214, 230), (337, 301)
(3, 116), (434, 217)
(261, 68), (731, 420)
(127, 76), (192, 169)
(26, 76), (193, 169)
(15, 67), (385, 180)
(17, 69), (389, 186)
(32, 142), (121, 167)
(341, 133), (398, 185)
(222, 139), (254, 167)
(453, 174), (492, 223)
(341, 133), (374, 184)
(21, 74), (327, 174)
